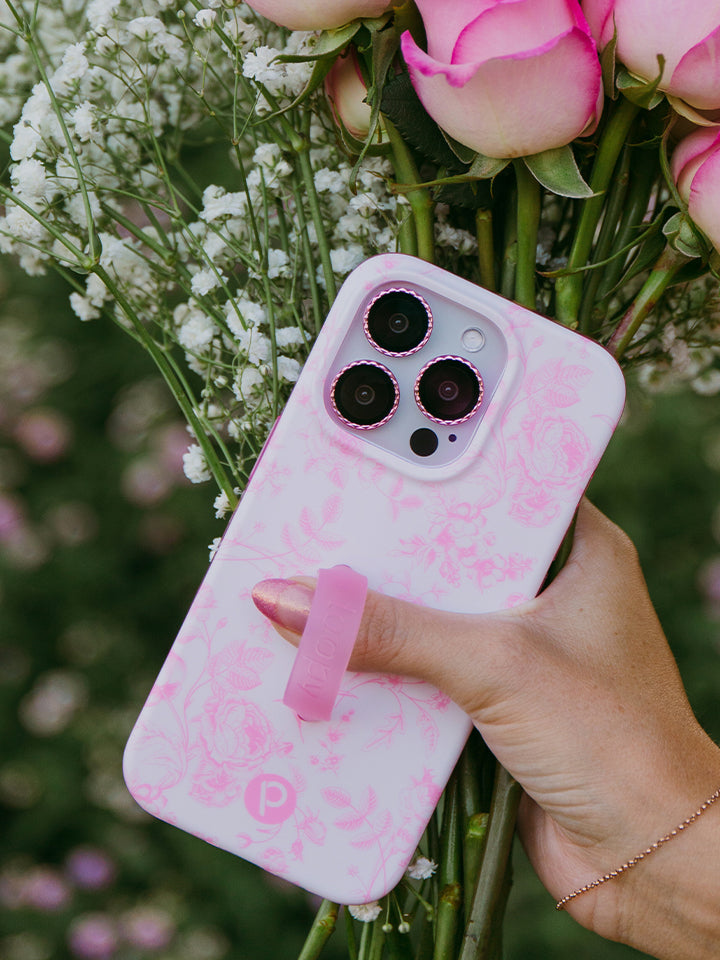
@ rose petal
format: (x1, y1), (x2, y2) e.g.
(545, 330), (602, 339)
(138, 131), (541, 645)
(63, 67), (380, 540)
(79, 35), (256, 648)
(688, 148), (720, 251)
(671, 26), (720, 110)
(453, 0), (580, 65)
(244, 0), (391, 31)
(415, 0), (497, 63)
(583, 0), (616, 48)
(402, 28), (601, 158)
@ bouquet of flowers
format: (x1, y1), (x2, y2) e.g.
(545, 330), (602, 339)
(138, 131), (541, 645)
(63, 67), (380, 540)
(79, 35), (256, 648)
(1, 0), (719, 957)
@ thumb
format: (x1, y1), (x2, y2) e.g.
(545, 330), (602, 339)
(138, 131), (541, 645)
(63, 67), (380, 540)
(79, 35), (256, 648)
(251, 575), (530, 716)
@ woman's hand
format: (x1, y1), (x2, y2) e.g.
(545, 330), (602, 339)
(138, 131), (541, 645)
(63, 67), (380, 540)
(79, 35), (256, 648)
(253, 500), (720, 958)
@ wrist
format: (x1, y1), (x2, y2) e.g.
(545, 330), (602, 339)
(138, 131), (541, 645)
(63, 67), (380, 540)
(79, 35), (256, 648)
(566, 736), (720, 959)
(619, 780), (720, 960)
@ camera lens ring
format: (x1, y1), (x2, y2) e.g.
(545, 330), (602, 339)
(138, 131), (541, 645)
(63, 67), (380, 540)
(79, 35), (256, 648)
(363, 287), (433, 357)
(330, 360), (400, 430)
(414, 355), (484, 425)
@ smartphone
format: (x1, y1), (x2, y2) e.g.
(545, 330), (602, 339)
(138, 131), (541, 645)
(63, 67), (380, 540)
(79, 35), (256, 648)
(123, 254), (625, 904)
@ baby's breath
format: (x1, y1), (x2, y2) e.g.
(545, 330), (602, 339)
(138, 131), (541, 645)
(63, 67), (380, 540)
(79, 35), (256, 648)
(0, 0), (404, 493)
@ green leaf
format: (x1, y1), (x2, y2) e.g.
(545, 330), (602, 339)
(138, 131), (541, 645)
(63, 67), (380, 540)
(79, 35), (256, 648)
(380, 72), (460, 167)
(262, 21), (366, 120)
(389, 0), (424, 44)
(434, 179), (493, 210)
(468, 153), (510, 180)
(709, 249), (720, 280)
(600, 29), (618, 98)
(440, 130), (476, 165)
(662, 210), (706, 259)
(616, 56), (666, 109)
(523, 145), (594, 198)
(274, 21), (362, 62)
(350, 17), (405, 186)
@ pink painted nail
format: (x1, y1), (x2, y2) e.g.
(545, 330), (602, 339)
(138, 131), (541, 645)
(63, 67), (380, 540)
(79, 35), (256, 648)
(251, 578), (314, 634)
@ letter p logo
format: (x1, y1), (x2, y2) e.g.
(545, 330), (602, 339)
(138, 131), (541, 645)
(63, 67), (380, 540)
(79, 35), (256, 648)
(245, 774), (296, 824)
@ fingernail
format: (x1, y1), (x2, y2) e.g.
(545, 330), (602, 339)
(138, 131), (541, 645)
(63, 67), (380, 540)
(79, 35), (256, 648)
(251, 578), (314, 634)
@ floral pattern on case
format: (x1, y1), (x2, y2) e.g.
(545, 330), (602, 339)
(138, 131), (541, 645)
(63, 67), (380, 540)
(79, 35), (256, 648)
(124, 255), (625, 904)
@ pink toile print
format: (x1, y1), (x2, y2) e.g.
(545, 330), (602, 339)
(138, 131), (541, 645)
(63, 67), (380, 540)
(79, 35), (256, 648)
(124, 254), (625, 904)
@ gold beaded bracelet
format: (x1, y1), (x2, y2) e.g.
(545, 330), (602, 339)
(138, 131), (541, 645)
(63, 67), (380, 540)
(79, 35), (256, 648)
(556, 787), (720, 911)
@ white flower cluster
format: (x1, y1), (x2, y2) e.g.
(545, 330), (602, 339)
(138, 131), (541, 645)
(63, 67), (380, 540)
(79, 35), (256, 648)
(0, 1), (405, 486)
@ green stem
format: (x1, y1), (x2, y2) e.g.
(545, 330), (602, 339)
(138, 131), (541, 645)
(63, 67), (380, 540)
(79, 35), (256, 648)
(459, 767), (522, 960)
(16, 7), (101, 263)
(295, 113), (337, 302)
(513, 161), (541, 310)
(555, 97), (640, 326)
(93, 265), (237, 504)
(345, 907), (359, 960)
(578, 146), (631, 335)
(606, 245), (690, 360)
(459, 739), (483, 824)
(384, 926), (414, 960)
(292, 173), (325, 335)
(463, 813), (489, 920)
(416, 911), (435, 960)
(0, 183), (85, 263)
(357, 918), (385, 960)
(500, 193), (518, 300)
(595, 148), (660, 305)
(433, 770), (463, 960)
(385, 118), (435, 263)
(475, 209), (496, 291)
(296, 901), (339, 960)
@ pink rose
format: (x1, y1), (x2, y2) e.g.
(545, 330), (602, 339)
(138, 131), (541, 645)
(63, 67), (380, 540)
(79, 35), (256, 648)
(583, 0), (720, 110)
(671, 126), (720, 252)
(244, 0), (391, 31)
(516, 413), (592, 486)
(400, 0), (603, 159)
(200, 696), (279, 768)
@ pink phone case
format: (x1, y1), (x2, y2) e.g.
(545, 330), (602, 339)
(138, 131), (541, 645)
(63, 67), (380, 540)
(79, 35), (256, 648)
(123, 255), (625, 904)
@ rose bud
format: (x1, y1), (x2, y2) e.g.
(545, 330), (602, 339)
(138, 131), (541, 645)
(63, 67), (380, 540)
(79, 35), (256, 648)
(671, 125), (720, 253)
(325, 48), (373, 140)
(584, 0), (720, 111)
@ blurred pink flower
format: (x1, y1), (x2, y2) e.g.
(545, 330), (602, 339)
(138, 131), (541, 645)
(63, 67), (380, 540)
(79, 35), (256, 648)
(401, 0), (603, 158)
(121, 457), (173, 506)
(0, 493), (25, 542)
(244, 0), (391, 30)
(65, 847), (116, 890)
(584, 0), (720, 110)
(120, 906), (175, 951)
(0, 864), (71, 912)
(156, 422), (192, 476)
(671, 126), (720, 253)
(68, 914), (118, 960)
(23, 866), (72, 912)
(15, 407), (72, 462)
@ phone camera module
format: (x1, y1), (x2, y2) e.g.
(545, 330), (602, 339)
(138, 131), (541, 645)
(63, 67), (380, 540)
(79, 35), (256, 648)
(364, 288), (432, 356)
(331, 360), (399, 430)
(415, 356), (484, 425)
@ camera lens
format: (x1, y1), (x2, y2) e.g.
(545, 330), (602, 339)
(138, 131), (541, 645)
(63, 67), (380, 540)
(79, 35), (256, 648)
(331, 361), (399, 429)
(415, 356), (484, 424)
(364, 288), (432, 356)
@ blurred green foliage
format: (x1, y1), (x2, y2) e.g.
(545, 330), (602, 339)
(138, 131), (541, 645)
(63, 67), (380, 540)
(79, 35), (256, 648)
(0, 258), (718, 960)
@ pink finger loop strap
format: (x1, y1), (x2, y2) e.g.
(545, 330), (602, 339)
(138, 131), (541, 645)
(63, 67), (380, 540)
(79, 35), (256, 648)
(282, 565), (368, 722)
